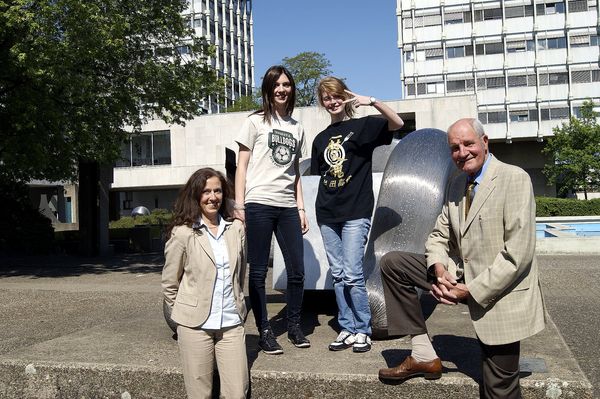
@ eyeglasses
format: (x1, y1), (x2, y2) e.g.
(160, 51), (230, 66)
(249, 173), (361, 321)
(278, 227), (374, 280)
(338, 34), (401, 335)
(321, 95), (344, 103)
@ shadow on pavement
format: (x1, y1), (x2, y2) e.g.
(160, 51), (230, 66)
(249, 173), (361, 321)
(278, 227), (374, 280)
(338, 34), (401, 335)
(0, 252), (164, 278)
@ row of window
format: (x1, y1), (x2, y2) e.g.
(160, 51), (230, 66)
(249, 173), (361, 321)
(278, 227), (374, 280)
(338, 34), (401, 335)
(478, 106), (583, 124)
(402, 1), (592, 28)
(406, 70), (600, 95)
(116, 131), (172, 168)
(406, 34), (598, 61)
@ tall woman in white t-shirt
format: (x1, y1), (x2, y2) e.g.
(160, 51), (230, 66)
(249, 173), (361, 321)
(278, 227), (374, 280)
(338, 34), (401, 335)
(234, 65), (310, 355)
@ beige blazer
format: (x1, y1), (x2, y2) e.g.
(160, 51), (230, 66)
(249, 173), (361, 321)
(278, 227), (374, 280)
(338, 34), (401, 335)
(426, 156), (546, 345)
(161, 219), (247, 328)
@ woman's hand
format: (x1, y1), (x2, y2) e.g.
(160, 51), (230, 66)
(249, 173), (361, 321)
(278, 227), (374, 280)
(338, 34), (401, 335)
(343, 89), (374, 108)
(299, 209), (309, 235)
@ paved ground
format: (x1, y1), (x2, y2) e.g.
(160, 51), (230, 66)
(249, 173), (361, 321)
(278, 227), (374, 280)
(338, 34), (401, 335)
(536, 254), (600, 399)
(0, 253), (596, 398)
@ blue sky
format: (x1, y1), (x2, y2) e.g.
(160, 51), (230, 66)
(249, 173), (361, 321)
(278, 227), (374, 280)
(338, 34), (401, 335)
(251, 1), (402, 101)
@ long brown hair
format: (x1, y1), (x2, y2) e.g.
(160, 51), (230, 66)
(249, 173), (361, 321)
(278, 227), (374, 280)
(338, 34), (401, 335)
(253, 65), (296, 123)
(317, 76), (355, 118)
(166, 168), (232, 236)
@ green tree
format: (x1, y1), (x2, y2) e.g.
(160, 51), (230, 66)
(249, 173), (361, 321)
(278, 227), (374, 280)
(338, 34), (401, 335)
(225, 94), (260, 113)
(0, 0), (223, 183)
(542, 100), (600, 199)
(282, 51), (332, 106)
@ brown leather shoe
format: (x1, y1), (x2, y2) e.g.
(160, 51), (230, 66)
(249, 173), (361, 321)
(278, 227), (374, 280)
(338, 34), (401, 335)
(378, 356), (442, 381)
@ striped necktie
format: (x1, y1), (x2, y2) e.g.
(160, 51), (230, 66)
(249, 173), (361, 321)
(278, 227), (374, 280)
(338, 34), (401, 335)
(465, 180), (477, 217)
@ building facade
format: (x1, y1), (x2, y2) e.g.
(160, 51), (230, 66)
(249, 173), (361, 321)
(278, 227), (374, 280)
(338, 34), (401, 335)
(183, 0), (254, 114)
(396, 0), (599, 143)
(111, 96), (478, 216)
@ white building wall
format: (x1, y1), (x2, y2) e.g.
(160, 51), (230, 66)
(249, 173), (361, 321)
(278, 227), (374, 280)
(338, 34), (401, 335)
(113, 96), (477, 194)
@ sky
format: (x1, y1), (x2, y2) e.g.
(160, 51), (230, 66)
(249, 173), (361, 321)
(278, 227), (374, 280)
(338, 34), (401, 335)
(251, 1), (403, 101)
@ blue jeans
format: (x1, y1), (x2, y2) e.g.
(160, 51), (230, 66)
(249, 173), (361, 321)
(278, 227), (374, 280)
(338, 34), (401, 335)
(319, 218), (372, 335)
(245, 203), (305, 331)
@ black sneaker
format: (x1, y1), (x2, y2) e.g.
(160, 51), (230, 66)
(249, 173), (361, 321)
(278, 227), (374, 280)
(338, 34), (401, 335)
(288, 325), (311, 348)
(259, 328), (283, 355)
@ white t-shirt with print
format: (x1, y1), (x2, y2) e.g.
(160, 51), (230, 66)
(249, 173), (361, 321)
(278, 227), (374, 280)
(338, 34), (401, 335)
(235, 113), (306, 208)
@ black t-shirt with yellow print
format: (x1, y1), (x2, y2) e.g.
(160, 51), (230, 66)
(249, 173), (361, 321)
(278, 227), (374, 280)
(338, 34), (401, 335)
(310, 116), (393, 224)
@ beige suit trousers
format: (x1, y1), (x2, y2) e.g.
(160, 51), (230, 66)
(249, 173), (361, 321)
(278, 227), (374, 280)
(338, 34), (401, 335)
(177, 324), (248, 399)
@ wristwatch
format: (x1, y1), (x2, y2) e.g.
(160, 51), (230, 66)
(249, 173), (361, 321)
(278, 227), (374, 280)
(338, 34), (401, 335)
(369, 96), (377, 106)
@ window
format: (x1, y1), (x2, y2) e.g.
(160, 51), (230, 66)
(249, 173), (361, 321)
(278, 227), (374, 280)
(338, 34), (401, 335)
(541, 107), (570, 120)
(593, 70), (600, 82)
(510, 110), (532, 122)
(405, 51), (414, 61)
(123, 192), (133, 211)
(117, 130), (172, 168)
(486, 76), (505, 88)
(447, 79), (473, 92)
(572, 70), (591, 83)
(447, 46), (465, 58)
(537, 36), (567, 50)
(568, 0), (588, 12)
(508, 75), (528, 87)
(474, 7), (503, 21)
(476, 42), (504, 55)
(406, 84), (416, 95)
(507, 40), (527, 52)
(444, 11), (464, 24)
(425, 48), (444, 59)
(479, 111), (507, 124)
(570, 34), (591, 47)
(548, 72), (568, 84)
(537, 2), (566, 14)
(505, 5), (534, 18)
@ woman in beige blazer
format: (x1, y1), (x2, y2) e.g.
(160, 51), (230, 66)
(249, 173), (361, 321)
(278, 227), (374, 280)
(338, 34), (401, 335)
(162, 168), (248, 399)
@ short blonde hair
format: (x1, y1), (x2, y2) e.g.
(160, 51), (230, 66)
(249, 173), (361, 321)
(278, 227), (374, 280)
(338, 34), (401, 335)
(317, 76), (355, 118)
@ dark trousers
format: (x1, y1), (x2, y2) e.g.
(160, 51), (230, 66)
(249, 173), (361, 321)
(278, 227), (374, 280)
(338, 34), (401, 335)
(245, 203), (305, 331)
(380, 251), (522, 399)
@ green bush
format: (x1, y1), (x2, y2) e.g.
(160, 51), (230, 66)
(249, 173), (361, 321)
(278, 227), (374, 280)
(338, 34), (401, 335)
(109, 208), (173, 229)
(536, 197), (600, 217)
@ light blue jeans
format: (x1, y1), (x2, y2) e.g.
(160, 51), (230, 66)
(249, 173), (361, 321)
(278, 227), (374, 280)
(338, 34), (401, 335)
(319, 218), (372, 336)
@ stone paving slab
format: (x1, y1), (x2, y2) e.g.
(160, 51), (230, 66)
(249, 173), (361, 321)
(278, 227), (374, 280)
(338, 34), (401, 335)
(0, 254), (593, 398)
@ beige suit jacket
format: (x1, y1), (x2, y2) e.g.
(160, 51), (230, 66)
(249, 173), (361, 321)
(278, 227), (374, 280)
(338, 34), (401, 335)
(161, 219), (247, 328)
(425, 156), (546, 345)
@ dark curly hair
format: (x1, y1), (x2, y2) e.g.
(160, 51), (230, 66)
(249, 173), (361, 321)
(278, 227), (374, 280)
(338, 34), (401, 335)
(166, 168), (232, 236)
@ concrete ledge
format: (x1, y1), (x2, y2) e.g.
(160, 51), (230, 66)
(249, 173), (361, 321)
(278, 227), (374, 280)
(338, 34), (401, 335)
(0, 357), (592, 399)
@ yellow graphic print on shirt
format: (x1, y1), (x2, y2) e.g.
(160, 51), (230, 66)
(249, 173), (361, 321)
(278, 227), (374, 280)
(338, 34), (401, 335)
(323, 133), (353, 189)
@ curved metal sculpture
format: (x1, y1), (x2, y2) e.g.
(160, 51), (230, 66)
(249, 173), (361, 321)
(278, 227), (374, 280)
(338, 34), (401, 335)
(363, 128), (456, 338)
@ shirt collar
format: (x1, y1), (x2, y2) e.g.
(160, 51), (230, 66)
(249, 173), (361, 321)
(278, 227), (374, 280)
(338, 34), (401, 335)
(471, 153), (493, 185)
(192, 214), (232, 238)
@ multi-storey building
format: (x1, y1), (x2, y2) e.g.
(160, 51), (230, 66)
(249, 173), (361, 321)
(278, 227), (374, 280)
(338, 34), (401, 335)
(182, 0), (254, 114)
(397, 0), (599, 193)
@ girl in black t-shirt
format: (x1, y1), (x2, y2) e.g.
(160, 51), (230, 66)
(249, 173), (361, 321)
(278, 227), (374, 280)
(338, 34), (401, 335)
(310, 76), (404, 353)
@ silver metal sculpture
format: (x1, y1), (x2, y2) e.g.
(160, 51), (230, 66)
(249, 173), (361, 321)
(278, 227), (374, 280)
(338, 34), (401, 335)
(131, 206), (150, 217)
(363, 128), (456, 337)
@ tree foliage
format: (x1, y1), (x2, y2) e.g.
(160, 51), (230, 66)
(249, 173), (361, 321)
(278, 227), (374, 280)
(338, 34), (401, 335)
(225, 94), (260, 113)
(0, 0), (223, 183)
(542, 100), (600, 199)
(282, 51), (332, 106)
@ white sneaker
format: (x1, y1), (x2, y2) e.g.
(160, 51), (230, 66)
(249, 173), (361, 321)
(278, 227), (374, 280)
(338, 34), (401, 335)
(353, 333), (372, 353)
(328, 330), (355, 351)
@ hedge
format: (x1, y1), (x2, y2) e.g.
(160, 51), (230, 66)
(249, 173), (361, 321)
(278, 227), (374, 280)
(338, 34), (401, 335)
(535, 197), (600, 217)
(109, 208), (172, 229)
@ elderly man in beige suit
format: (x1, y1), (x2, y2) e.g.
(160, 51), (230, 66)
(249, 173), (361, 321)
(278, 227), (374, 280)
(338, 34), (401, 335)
(378, 118), (546, 398)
